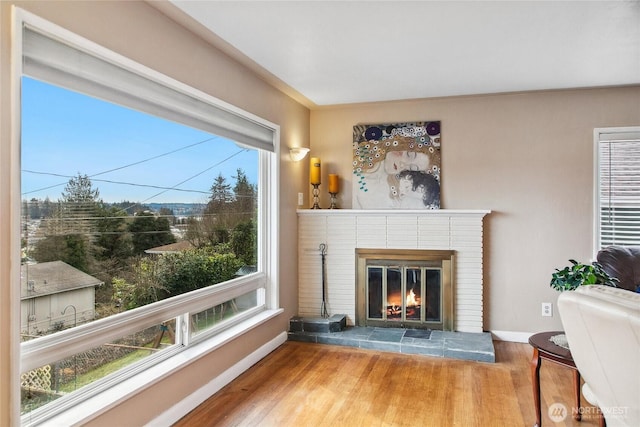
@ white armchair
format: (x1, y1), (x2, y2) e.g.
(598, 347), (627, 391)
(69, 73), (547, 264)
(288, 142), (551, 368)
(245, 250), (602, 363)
(558, 285), (640, 427)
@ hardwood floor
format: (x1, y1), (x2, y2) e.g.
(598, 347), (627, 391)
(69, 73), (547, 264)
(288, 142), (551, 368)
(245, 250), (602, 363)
(174, 340), (602, 427)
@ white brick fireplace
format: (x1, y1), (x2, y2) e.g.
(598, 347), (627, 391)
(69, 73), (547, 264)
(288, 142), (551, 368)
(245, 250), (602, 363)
(297, 210), (490, 333)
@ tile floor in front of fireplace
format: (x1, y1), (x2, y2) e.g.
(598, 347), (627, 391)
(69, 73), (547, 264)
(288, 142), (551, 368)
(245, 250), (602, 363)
(288, 321), (495, 363)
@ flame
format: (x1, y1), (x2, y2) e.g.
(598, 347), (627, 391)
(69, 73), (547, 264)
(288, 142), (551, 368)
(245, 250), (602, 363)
(406, 288), (420, 307)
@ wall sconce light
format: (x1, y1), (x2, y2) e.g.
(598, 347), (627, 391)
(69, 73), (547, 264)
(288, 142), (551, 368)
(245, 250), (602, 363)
(289, 147), (309, 162)
(289, 147), (310, 162)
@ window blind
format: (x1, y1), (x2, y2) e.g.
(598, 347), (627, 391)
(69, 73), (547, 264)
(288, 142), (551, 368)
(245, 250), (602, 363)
(22, 26), (275, 152)
(597, 128), (640, 248)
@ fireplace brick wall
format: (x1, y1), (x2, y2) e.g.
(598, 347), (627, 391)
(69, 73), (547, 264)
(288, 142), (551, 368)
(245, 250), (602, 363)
(297, 210), (490, 333)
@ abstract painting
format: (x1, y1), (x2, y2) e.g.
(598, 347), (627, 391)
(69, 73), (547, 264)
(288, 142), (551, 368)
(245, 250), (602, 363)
(352, 121), (441, 209)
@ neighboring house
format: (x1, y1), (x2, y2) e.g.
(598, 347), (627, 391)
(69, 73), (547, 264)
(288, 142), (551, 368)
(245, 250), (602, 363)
(20, 261), (103, 337)
(144, 240), (194, 255)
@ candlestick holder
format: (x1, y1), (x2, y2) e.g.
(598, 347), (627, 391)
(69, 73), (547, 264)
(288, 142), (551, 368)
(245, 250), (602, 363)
(329, 192), (338, 209)
(311, 183), (321, 209)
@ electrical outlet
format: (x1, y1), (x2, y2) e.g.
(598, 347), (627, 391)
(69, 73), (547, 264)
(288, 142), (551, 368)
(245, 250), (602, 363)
(297, 192), (304, 206)
(542, 302), (553, 317)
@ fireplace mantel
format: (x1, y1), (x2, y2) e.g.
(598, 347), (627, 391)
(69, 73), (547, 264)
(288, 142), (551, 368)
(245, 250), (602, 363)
(297, 209), (490, 333)
(297, 209), (490, 216)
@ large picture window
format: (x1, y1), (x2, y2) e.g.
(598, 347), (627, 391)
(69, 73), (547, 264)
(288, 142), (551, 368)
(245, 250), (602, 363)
(17, 12), (279, 424)
(595, 127), (640, 249)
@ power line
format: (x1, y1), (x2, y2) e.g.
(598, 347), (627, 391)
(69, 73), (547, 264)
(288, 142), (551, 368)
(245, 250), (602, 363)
(22, 172), (212, 196)
(21, 135), (222, 196)
(22, 148), (253, 207)
(138, 148), (249, 205)
(91, 136), (221, 178)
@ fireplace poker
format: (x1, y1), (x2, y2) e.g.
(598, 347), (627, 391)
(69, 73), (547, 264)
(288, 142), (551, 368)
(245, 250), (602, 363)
(319, 243), (329, 318)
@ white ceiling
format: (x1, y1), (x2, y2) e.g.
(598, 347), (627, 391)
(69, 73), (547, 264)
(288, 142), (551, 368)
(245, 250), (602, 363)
(167, 1), (640, 107)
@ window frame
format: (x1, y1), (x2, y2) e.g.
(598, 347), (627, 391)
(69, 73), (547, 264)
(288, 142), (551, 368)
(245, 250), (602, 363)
(12, 8), (280, 425)
(593, 126), (640, 252)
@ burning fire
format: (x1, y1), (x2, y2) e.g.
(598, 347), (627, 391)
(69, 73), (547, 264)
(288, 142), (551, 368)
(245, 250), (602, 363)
(386, 289), (421, 317)
(406, 288), (420, 307)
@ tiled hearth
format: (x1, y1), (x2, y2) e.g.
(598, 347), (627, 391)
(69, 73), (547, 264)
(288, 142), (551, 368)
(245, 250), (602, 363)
(288, 316), (495, 363)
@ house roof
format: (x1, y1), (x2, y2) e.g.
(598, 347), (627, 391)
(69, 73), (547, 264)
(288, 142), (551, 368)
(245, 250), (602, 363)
(144, 240), (195, 254)
(20, 261), (103, 300)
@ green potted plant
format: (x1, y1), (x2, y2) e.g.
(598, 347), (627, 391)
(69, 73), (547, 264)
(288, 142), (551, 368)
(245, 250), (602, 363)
(550, 259), (619, 291)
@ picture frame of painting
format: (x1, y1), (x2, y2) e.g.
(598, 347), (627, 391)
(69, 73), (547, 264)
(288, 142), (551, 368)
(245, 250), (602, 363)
(352, 121), (441, 209)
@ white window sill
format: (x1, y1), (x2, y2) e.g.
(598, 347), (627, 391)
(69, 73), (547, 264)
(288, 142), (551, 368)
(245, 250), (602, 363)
(34, 309), (283, 427)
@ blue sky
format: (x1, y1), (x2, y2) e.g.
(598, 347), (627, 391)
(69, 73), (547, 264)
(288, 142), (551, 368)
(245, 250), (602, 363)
(21, 77), (257, 204)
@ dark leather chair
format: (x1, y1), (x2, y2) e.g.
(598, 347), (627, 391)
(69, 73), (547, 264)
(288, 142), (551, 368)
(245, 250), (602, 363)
(596, 246), (640, 292)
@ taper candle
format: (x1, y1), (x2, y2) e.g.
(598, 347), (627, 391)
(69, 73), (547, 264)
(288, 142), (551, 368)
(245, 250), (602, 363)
(310, 157), (321, 185)
(328, 174), (339, 193)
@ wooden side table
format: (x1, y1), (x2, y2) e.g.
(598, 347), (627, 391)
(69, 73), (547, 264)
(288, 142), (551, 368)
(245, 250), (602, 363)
(529, 331), (581, 427)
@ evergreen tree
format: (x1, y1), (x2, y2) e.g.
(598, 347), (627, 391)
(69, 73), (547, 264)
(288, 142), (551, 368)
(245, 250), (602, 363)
(202, 174), (234, 244)
(26, 198), (41, 219)
(64, 234), (89, 272)
(60, 173), (101, 237)
(230, 219), (256, 266)
(129, 211), (176, 254)
(32, 174), (101, 271)
(232, 169), (256, 223)
(208, 173), (233, 211)
(61, 173), (100, 204)
(41, 197), (54, 218)
(95, 206), (132, 262)
(31, 233), (89, 272)
(32, 235), (67, 263)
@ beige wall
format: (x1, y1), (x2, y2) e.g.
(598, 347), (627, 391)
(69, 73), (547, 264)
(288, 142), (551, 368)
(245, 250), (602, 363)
(0, 1), (308, 425)
(310, 87), (640, 334)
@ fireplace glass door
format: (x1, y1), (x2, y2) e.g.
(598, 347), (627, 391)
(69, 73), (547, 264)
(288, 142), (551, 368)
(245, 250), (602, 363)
(366, 262), (442, 328)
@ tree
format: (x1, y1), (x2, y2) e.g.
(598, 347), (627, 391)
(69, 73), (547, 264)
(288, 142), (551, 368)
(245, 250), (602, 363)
(63, 234), (89, 272)
(158, 207), (176, 226)
(32, 175), (104, 272)
(158, 248), (242, 296)
(60, 173), (100, 231)
(230, 219), (256, 266)
(61, 173), (100, 204)
(108, 200), (149, 215)
(27, 198), (41, 219)
(232, 169), (256, 224)
(54, 173), (101, 255)
(41, 197), (54, 218)
(94, 206), (132, 262)
(112, 257), (167, 309)
(186, 169), (257, 251)
(112, 249), (242, 310)
(129, 211), (176, 254)
(209, 173), (233, 209)
(184, 216), (209, 248)
(31, 233), (89, 272)
(32, 235), (67, 263)
(201, 174), (235, 244)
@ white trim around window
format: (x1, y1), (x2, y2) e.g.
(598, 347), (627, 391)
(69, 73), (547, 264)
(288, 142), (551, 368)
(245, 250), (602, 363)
(13, 7), (280, 425)
(593, 126), (640, 252)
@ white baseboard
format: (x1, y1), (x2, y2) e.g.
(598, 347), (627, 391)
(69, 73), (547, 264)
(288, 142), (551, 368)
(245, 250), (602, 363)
(148, 331), (288, 426)
(490, 330), (534, 343)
